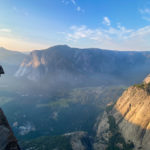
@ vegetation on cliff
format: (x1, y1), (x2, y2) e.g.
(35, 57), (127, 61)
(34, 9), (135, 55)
(20, 136), (72, 150)
(134, 82), (150, 94)
(105, 105), (134, 150)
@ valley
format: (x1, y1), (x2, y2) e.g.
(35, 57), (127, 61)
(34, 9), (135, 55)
(1, 0), (150, 149)
(0, 45), (150, 150)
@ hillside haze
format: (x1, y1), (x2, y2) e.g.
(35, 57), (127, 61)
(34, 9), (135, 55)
(0, 47), (26, 74)
(1, 46), (150, 150)
(16, 45), (150, 87)
(1, 0), (150, 149)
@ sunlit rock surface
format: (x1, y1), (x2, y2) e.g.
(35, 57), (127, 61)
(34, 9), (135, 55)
(113, 85), (150, 150)
(144, 74), (150, 84)
(95, 76), (150, 150)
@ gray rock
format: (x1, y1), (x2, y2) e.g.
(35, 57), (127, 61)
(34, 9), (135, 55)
(0, 108), (20, 150)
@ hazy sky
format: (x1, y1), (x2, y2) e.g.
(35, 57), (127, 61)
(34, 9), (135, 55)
(0, 0), (150, 52)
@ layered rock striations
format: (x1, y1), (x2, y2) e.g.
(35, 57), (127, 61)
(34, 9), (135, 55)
(95, 75), (150, 150)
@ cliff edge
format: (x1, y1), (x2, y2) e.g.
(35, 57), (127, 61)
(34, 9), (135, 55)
(95, 75), (150, 150)
(0, 108), (20, 150)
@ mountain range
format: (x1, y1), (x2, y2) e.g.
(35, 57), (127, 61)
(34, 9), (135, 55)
(1, 45), (150, 150)
(15, 45), (150, 86)
(0, 45), (150, 87)
(0, 47), (26, 74)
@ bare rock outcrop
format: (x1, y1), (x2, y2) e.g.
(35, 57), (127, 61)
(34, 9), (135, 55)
(113, 85), (150, 150)
(0, 108), (20, 150)
(93, 112), (110, 150)
(64, 131), (93, 150)
(95, 77), (150, 150)
(144, 74), (150, 84)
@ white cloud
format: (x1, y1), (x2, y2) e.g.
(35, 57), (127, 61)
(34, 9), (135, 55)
(103, 17), (111, 26)
(71, 0), (76, 5)
(61, 0), (84, 12)
(77, 6), (81, 11)
(76, 6), (84, 12)
(67, 25), (93, 41)
(0, 28), (12, 33)
(142, 16), (150, 21)
(139, 8), (150, 14)
(61, 0), (69, 5)
(61, 0), (76, 5)
(139, 8), (150, 21)
(64, 24), (150, 51)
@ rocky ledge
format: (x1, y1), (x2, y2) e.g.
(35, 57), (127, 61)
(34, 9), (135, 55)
(0, 108), (20, 150)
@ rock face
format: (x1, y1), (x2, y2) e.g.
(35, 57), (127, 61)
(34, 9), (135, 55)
(64, 131), (93, 150)
(0, 108), (20, 150)
(94, 112), (110, 150)
(113, 85), (150, 150)
(95, 79), (150, 150)
(144, 74), (150, 84)
(15, 45), (150, 85)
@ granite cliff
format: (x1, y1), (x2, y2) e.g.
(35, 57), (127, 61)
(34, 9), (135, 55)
(15, 45), (150, 85)
(94, 75), (150, 150)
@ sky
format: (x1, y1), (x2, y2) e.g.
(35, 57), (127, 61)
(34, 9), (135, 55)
(0, 0), (150, 52)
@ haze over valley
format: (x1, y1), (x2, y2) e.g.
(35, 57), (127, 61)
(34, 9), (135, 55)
(1, 0), (150, 150)
(0, 45), (150, 149)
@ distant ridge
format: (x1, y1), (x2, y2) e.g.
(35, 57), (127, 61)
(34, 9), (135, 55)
(16, 45), (150, 86)
(0, 47), (26, 74)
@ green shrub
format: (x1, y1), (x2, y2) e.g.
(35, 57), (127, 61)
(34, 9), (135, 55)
(20, 136), (72, 150)
(134, 83), (145, 89)
(134, 83), (150, 94)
